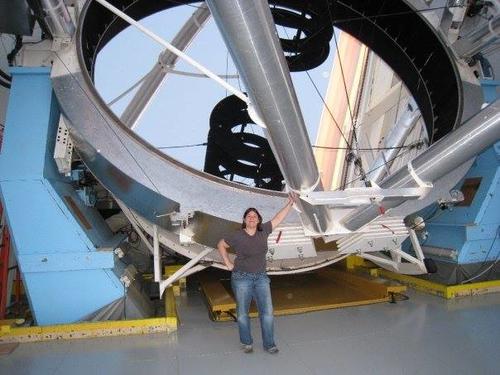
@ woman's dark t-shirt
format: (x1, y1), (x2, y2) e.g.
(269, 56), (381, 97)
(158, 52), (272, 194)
(224, 221), (273, 273)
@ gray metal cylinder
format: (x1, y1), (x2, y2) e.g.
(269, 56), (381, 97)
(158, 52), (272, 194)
(206, 0), (334, 233)
(206, 0), (318, 191)
(41, 0), (75, 37)
(368, 101), (421, 183)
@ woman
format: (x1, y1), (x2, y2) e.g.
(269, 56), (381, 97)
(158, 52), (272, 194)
(217, 195), (295, 354)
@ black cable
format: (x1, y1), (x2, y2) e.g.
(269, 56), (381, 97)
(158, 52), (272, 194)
(158, 142), (208, 150)
(313, 141), (423, 151)
(462, 226), (500, 279)
(155, 141), (423, 151)
(0, 69), (11, 82)
(0, 80), (10, 89)
(328, 11), (356, 135)
(483, 226), (500, 278)
(460, 226), (500, 284)
(224, 51), (229, 97)
(7, 36), (23, 66)
(327, 1), (369, 184)
(338, 144), (416, 189)
(277, 22), (353, 150)
(22, 39), (49, 46)
(418, 205), (441, 228)
(304, 70), (352, 148)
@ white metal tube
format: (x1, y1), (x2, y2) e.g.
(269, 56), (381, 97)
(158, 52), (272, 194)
(206, 0), (334, 234)
(94, 0), (247, 103)
(41, 0), (75, 37)
(421, 246), (457, 260)
(359, 253), (396, 268)
(368, 100), (421, 183)
(153, 224), (160, 283)
(408, 228), (425, 261)
(159, 248), (213, 296)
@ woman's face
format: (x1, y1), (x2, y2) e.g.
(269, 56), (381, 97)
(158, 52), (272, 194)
(244, 210), (260, 229)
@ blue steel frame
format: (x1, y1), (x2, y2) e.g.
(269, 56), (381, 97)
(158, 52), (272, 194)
(0, 68), (123, 325)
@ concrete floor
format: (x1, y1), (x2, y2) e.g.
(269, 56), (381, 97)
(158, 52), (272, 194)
(1, 286), (499, 375)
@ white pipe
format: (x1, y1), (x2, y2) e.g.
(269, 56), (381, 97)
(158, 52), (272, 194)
(153, 224), (160, 283)
(159, 248), (213, 297)
(368, 100), (421, 183)
(41, 0), (75, 37)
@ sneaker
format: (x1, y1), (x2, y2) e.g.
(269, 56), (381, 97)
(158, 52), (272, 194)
(241, 344), (253, 353)
(267, 346), (279, 354)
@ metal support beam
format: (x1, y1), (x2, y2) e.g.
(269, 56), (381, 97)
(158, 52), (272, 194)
(343, 99), (500, 231)
(159, 248), (213, 297)
(360, 248), (426, 275)
(408, 228), (425, 262)
(153, 225), (160, 283)
(302, 186), (426, 208)
(206, 0), (334, 234)
(368, 99), (421, 183)
(121, 5), (211, 128)
(452, 14), (500, 60)
(357, 82), (403, 130)
(40, 0), (75, 37)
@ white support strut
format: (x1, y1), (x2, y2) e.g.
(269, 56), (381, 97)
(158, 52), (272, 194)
(153, 224), (161, 282)
(408, 228), (425, 262)
(159, 248), (214, 297)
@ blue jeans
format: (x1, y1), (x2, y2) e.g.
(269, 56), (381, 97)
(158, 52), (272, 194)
(231, 271), (276, 350)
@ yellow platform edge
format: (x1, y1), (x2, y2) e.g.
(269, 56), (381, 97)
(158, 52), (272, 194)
(374, 268), (500, 299)
(202, 266), (407, 321)
(0, 287), (178, 343)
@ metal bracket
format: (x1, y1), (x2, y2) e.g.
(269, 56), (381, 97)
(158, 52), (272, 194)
(301, 186), (428, 208)
(53, 117), (73, 176)
(407, 161), (433, 188)
(170, 211), (195, 244)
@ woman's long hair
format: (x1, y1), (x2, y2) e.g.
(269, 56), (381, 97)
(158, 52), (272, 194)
(242, 207), (263, 231)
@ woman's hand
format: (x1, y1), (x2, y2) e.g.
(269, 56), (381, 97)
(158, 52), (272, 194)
(271, 192), (299, 230)
(226, 262), (234, 271)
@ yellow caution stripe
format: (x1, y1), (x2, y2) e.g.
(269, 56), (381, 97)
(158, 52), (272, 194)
(0, 288), (178, 343)
(375, 269), (500, 299)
